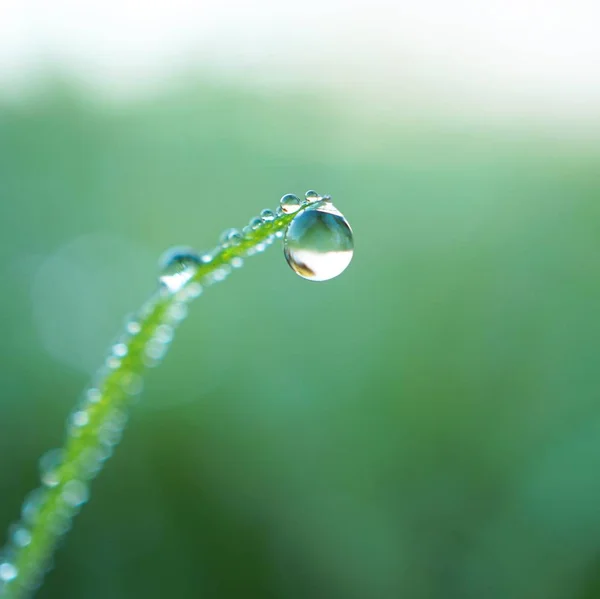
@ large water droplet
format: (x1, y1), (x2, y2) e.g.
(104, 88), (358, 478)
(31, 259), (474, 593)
(158, 247), (201, 293)
(283, 201), (354, 281)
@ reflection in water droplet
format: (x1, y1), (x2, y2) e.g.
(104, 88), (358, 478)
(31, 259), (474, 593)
(279, 194), (302, 214)
(283, 201), (354, 281)
(158, 247), (201, 293)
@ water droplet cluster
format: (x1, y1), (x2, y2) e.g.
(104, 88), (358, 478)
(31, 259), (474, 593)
(1, 190), (354, 595)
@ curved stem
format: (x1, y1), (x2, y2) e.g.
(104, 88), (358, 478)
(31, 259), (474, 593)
(0, 203), (305, 598)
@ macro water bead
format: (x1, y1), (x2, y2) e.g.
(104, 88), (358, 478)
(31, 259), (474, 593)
(158, 246), (202, 293)
(283, 200), (354, 281)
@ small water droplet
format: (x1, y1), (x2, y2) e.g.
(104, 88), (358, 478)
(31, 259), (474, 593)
(40, 449), (64, 488)
(80, 446), (111, 478)
(112, 342), (128, 358)
(11, 526), (32, 548)
(0, 562), (18, 582)
(166, 301), (188, 324)
(211, 267), (230, 283)
(158, 247), (201, 293)
(219, 228), (243, 247)
(99, 409), (126, 446)
(230, 257), (244, 269)
(62, 480), (89, 508)
(260, 209), (276, 222)
(71, 410), (90, 428)
(283, 201), (354, 281)
(86, 388), (102, 404)
(21, 489), (47, 525)
(139, 298), (157, 319)
(105, 355), (121, 370)
(279, 194), (302, 214)
(154, 324), (174, 344)
(145, 339), (168, 363)
(125, 320), (141, 335)
(305, 190), (322, 203)
(121, 372), (143, 396)
(248, 216), (263, 230)
(185, 282), (203, 299)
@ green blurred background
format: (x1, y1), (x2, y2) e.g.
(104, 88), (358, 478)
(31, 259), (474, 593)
(2, 3), (600, 598)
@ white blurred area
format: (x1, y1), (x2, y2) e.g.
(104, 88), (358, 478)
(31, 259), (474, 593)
(1, 0), (600, 130)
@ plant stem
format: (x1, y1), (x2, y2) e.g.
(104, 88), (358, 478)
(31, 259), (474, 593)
(0, 203), (303, 599)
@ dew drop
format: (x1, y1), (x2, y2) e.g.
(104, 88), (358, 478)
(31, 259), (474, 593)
(185, 282), (203, 299)
(260, 208), (276, 222)
(166, 301), (188, 324)
(105, 356), (121, 370)
(11, 526), (32, 548)
(86, 388), (102, 404)
(305, 190), (322, 203)
(125, 320), (141, 335)
(62, 480), (89, 508)
(154, 324), (174, 344)
(279, 194), (302, 214)
(145, 339), (168, 363)
(248, 216), (263, 230)
(39, 449), (64, 488)
(112, 342), (128, 358)
(0, 562), (17, 582)
(121, 372), (143, 396)
(21, 489), (47, 525)
(71, 410), (90, 428)
(158, 247), (201, 293)
(283, 200), (354, 281)
(219, 228), (242, 247)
